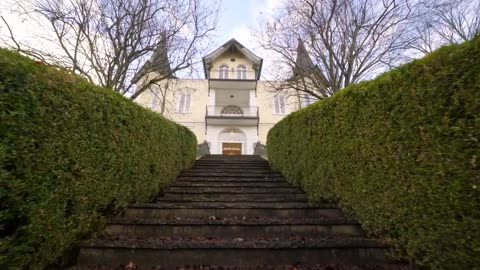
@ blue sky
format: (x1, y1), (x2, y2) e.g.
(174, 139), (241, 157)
(212, 0), (278, 51)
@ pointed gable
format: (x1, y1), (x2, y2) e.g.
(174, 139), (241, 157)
(203, 38), (263, 80)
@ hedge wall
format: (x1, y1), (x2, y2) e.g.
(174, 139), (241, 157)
(0, 49), (197, 269)
(267, 39), (480, 269)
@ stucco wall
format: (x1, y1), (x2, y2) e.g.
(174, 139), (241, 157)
(256, 81), (299, 143)
(210, 51), (256, 80)
(206, 125), (258, 155)
(134, 46), (304, 152)
(135, 79), (209, 142)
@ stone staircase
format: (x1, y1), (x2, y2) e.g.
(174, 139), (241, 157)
(77, 155), (409, 269)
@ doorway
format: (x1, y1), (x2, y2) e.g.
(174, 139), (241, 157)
(222, 143), (242, 155)
(218, 128), (246, 155)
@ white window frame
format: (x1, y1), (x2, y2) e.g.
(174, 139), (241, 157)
(273, 95), (287, 114)
(237, 65), (247, 79)
(219, 64), (229, 79)
(177, 93), (192, 113)
(302, 93), (315, 108)
(151, 93), (160, 110)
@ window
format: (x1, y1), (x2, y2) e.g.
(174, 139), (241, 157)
(151, 94), (159, 110)
(302, 94), (316, 107)
(237, 65), (247, 79)
(274, 95), (287, 114)
(221, 105), (243, 115)
(177, 93), (192, 113)
(219, 64), (229, 79)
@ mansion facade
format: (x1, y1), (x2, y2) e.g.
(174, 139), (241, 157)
(134, 39), (315, 155)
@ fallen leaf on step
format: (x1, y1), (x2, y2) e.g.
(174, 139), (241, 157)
(125, 261), (137, 270)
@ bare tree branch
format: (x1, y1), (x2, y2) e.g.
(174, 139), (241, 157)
(2, 0), (219, 100)
(256, 0), (419, 98)
(410, 0), (480, 55)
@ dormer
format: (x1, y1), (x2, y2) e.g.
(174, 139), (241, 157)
(203, 39), (263, 81)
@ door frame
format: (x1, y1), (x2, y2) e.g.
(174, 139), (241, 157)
(220, 141), (244, 155)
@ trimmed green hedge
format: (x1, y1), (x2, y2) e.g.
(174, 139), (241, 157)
(0, 49), (197, 269)
(267, 39), (480, 269)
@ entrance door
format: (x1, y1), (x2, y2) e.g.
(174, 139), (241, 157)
(222, 143), (242, 155)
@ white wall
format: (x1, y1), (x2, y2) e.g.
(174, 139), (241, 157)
(206, 125), (258, 155)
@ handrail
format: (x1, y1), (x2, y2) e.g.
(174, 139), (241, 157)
(208, 69), (257, 80)
(206, 105), (259, 118)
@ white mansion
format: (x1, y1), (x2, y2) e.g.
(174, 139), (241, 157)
(134, 39), (316, 155)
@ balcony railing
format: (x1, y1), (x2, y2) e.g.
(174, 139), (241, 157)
(206, 105), (259, 118)
(208, 69), (257, 80)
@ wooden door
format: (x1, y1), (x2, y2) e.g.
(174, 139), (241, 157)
(222, 143), (242, 155)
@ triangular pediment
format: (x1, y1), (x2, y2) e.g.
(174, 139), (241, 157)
(203, 38), (263, 79)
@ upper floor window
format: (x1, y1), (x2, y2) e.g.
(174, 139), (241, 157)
(221, 105), (243, 115)
(219, 64), (229, 79)
(151, 93), (159, 110)
(177, 93), (192, 113)
(302, 93), (316, 108)
(274, 95), (287, 114)
(237, 65), (247, 79)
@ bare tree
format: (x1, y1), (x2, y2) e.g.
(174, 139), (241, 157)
(410, 0), (480, 54)
(256, 0), (417, 99)
(1, 0), (219, 99)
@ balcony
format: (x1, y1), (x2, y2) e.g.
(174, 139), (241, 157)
(208, 69), (257, 90)
(205, 105), (259, 126)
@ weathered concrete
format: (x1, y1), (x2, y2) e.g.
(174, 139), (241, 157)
(78, 246), (391, 269)
(158, 193), (308, 201)
(171, 181), (292, 187)
(76, 155), (399, 268)
(166, 186), (301, 193)
(106, 222), (365, 238)
(124, 206), (345, 219)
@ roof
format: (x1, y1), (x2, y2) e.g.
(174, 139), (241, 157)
(202, 38), (263, 80)
(293, 38), (315, 76)
(131, 34), (174, 84)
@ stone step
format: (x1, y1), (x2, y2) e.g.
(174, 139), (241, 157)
(80, 262), (413, 270)
(124, 203), (343, 219)
(176, 176), (286, 182)
(194, 160), (269, 164)
(158, 193), (308, 201)
(105, 217), (364, 238)
(180, 171), (283, 177)
(192, 164), (271, 168)
(171, 181), (292, 188)
(165, 186), (300, 193)
(186, 168), (276, 173)
(199, 155), (266, 161)
(78, 237), (392, 268)
(193, 162), (270, 167)
(76, 155), (405, 269)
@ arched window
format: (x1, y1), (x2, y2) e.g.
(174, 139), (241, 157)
(221, 105), (243, 115)
(219, 64), (229, 79)
(237, 65), (247, 79)
(218, 128), (246, 142)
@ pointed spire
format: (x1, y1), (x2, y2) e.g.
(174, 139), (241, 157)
(150, 32), (171, 74)
(131, 33), (173, 84)
(294, 38), (315, 76)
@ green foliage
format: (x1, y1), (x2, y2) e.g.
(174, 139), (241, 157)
(267, 39), (480, 269)
(0, 49), (197, 269)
